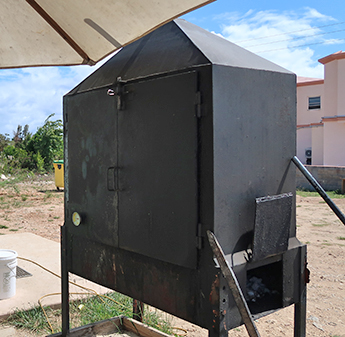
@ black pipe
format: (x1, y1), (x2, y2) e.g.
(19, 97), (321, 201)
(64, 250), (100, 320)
(292, 156), (345, 226)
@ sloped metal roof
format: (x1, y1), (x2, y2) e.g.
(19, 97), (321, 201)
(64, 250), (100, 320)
(175, 19), (292, 74)
(69, 19), (292, 94)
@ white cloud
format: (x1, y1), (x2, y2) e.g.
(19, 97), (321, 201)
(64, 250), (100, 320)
(217, 8), (342, 78)
(0, 53), (115, 135)
(323, 38), (345, 45)
(0, 66), (89, 135)
(303, 7), (335, 21)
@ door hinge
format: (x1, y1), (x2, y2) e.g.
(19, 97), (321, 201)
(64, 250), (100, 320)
(195, 91), (202, 118)
(196, 223), (203, 249)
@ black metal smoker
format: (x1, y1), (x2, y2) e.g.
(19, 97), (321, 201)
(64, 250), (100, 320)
(61, 19), (307, 336)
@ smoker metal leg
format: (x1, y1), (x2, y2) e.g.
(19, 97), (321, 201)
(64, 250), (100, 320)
(208, 329), (228, 337)
(133, 299), (144, 322)
(61, 224), (70, 336)
(294, 288), (307, 337)
(294, 244), (308, 337)
(207, 231), (261, 337)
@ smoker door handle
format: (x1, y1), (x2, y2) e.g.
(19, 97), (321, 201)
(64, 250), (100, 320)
(107, 167), (120, 191)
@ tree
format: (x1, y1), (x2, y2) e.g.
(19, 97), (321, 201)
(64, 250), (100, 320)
(0, 115), (63, 173)
(26, 114), (63, 171)
(13, 124), (30, 147)
(0, 133), (10, 152)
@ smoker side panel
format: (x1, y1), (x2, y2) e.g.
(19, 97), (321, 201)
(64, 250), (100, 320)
(212, 65), (297, 255)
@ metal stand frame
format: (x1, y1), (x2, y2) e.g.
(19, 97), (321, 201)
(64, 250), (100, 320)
(133, 299), (144, 322)
(61, 227), (307, 337)
(207, 231), (261, 337)
(207, 230), (307, 337)
(61, 225), (69, 337)
(61, 225), (146, 336)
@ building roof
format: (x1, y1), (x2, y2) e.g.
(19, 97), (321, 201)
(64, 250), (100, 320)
(319, 50), (345, 64)
(322, 115), (345, 122)
(297, 76), (324, 87)
(297, 122), (323, 129)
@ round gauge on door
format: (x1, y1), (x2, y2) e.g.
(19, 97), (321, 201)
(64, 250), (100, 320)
(72, 212), (81, 226)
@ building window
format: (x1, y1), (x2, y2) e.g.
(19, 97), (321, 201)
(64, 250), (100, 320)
(308, 96), (321, 110)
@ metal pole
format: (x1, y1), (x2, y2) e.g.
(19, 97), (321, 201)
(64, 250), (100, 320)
(61, 224), (70, 336)
(207, 231), (261, 337)
(133, 299), (144, 322)
(294, 245), (307, 337)
(292, 156), (345, 226)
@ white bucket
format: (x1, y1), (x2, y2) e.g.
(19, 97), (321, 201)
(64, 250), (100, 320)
(0, 249), (18, 300)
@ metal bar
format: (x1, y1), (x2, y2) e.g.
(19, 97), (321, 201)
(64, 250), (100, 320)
(61, 224), (70, 336)
(294, 245), (307, 337)
(133, 299), (144, 322)
(207, 231), (261, 337)
(25, 0), (94, 65)
(292, 156), (345, 226)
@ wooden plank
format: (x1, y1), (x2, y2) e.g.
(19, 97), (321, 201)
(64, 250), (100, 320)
(122, 317), (171, 337)
(48, 315), (171, 337)
(49, 316), (124, 336)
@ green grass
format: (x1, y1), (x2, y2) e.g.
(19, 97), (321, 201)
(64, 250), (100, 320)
(0, 172), (53, 189)
(321, 242), (345, 247)
(0, 225), (9, 229)
(0, 171), (34, 188)
(5, 306), (51, 333)
(13, 185), (20, 194)
(0, 202), (10, 209)
(44, 192), (53, 200)
(337, 236), (345, 240)
(312, 223), (330, 227)
(12, 200), (22, 208)
(4, 292), (173, 336)
(296, 189), (345, 199)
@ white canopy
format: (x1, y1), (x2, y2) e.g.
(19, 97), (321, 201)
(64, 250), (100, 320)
(0, 0), (213, 68)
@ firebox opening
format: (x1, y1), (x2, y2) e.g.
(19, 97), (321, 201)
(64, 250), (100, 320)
(246, 260), (282, 314)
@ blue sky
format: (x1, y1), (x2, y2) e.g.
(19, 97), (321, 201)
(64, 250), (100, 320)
(0, 0), (344, 135)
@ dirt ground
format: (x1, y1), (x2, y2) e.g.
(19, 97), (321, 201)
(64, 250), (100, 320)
(0, 176), (345, 337)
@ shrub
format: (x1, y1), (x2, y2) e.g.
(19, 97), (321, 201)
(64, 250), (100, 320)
(26, 114), (63, 171)
(0, 115), (63, 174)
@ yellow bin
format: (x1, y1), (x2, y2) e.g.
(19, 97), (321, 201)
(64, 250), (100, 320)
(53, 160), (64, 190)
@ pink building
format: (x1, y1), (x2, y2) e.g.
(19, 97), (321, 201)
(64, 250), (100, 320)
(297, 51), (345, 166)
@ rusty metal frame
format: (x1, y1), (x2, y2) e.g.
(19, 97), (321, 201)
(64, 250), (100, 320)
(207, 231), (261, 337)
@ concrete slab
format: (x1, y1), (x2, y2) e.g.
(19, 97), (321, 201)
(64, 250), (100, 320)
(0, 233), (112, 320)
(0, 327), (17, 337)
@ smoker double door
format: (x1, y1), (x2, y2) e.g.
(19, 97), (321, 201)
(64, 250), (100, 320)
(66, 71), (199, 269)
